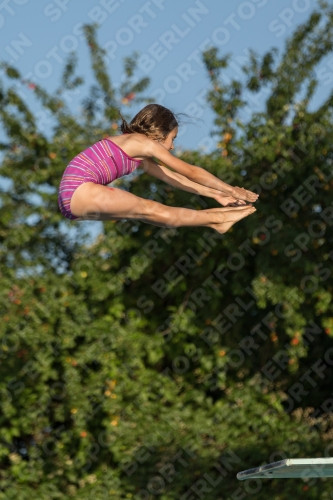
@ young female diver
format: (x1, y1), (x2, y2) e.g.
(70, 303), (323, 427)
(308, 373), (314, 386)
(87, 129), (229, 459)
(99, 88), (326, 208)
(58, 104), (257, 233)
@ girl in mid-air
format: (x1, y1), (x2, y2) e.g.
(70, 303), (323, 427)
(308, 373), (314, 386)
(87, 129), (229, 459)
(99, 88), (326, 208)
(58, 104), (258, 233)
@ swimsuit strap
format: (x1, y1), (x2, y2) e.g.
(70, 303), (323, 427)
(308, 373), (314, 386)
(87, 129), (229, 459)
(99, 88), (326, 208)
(104, 138), (142, 165)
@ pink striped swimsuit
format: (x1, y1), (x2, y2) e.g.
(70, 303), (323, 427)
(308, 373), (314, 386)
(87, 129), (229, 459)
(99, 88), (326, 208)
(58, 137), (142, 220)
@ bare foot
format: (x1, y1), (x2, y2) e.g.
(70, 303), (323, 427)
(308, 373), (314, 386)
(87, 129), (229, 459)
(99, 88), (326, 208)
(231, 186), (259, 203)
(214, 194), (247, 206)
(210, 206), (256, 233)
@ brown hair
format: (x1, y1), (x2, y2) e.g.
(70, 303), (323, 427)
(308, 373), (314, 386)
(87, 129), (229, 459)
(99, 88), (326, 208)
(118, 104), (178, 141)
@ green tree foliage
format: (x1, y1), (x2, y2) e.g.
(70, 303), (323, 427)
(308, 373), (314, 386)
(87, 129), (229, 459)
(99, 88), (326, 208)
(1, 5), (333, 498)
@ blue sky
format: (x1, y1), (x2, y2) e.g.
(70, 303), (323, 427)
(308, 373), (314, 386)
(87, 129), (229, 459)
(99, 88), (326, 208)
(2, 0), (331, 152)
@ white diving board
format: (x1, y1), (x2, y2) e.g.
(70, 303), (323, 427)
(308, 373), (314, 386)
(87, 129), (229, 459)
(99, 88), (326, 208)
(237, 458), (333, 480)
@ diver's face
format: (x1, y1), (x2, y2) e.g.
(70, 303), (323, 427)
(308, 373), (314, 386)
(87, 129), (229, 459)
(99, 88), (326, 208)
(160, 127), (178, 151)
